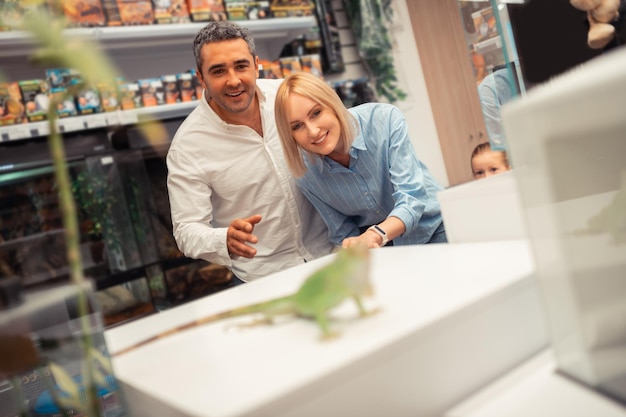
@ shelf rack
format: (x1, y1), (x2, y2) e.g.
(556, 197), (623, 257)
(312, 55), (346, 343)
(0, 17), (317, 143)
(0, 17), (316, 57)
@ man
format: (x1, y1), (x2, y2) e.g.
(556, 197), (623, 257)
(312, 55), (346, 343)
(166, 21), (334, 283)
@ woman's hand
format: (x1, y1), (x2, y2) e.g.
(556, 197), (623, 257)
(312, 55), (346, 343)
(342, 230), (383, 249)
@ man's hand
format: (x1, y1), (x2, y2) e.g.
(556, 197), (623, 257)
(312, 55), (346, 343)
(227, 214), (262, 258)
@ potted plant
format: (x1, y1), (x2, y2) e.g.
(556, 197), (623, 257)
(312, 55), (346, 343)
(343, 0), (406, 103)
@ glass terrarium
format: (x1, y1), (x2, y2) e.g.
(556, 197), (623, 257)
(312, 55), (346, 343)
(77, 150), (162, 325)
(137, 142), (236, 307)
(0, 280), (127, 417)
(0, 137), (158, 327)
(504, 47), (626, 405)
(0, 163), (74, 287)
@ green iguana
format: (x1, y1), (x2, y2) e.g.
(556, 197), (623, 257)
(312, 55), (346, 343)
(114, 244), (375, 357)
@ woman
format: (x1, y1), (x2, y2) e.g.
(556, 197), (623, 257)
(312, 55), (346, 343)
(274, 72), (446, 248)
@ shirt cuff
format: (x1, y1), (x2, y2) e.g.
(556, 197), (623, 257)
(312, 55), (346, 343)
(214, 227), (233, 267)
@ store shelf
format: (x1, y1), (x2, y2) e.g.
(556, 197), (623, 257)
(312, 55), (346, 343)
(0, 17), (316, 58)
(474, 34), (502, 55)
(0, 101), (197, 142)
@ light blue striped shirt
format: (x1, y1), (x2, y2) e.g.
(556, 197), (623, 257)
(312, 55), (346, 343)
(297, 102), (444, 246)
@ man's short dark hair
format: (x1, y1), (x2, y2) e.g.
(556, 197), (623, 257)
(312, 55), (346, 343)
(193, 21), (257, 71)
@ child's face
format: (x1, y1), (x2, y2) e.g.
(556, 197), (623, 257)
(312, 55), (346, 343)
(472, 151), (510, 179)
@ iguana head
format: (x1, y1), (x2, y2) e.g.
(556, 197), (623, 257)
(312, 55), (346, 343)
(339, 243), (373, 297)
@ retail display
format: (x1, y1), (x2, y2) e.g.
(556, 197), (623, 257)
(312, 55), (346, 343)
(113, 244), (374, 357)
(0, 281), (126, 417)
(0, 15), (321, 325)
(107, 241), (543, 417)
(0, 0), (323, 26)
(503, 45), (626, 404)
(2, 55), (325, 143)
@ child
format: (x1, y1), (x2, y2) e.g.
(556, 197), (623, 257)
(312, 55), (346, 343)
(470, 142), (511, 179)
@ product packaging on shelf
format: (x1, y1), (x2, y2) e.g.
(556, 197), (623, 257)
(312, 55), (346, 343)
(161, 74), (181, 104)
(18, 79), (50, 123)
(0, 0), (51, 31)
(45, 68), (79, 118)
(62, 0), (107, 27)
(270, 0), (313, 17)
(49, 88), (79, 118)
(279, 56), (302, 77)
(185, 0), (227, 21)
(189, 69), (204, 100)
(176, 72), (196, 101)
(76, 86), (103, 115)
(224, 0), (270, 20)
(138, 78), (166, 107)
(259, 59), (283, 79)
(98, 80), (121, 112)
(300, 54), (323, 78)
(118, 82), (142, 110)
(116, 0), (155, 24)
(102, 0), (123, 25)
(0, 82), (27, 126)
(151, 0), (191, 23)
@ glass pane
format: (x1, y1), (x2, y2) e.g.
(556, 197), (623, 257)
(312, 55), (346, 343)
(458, 0), (526, 155)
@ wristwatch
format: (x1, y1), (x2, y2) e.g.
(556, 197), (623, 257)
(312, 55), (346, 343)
(367, 225), (389, 247)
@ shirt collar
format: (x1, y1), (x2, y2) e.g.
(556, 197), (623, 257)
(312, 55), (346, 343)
(351, 133), (366, 153)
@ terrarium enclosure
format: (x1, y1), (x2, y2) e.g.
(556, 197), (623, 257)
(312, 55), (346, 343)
(1, 125), (234, 328)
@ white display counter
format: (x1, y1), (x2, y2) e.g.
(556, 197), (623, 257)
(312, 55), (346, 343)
(438, 171), (528, 244)
(105, 240), (547, 417)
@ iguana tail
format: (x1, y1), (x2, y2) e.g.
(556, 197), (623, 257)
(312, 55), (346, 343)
(113, 295), (295, 357)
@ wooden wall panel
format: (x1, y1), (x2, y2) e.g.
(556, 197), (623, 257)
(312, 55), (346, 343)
(406, 0), (486, 185)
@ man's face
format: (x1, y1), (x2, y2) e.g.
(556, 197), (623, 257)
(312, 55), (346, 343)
(197, 38), (259, 119)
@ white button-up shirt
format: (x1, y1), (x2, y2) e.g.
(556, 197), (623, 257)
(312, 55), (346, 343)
(166, 79), (333, 281)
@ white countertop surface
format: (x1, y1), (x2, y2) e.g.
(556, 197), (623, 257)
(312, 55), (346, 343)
(105, 240), (540, 417)
(445, 349), (626, 417)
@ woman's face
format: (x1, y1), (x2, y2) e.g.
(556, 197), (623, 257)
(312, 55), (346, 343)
(285, 93), (342, 157)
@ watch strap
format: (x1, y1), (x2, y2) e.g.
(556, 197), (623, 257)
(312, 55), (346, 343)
(367, 224), (389, 247)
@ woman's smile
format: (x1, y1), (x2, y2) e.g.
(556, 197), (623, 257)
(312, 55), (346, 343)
(313, 133), (328, 145)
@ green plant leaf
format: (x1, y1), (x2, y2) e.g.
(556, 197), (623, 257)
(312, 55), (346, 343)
(47, 361), (84, 411)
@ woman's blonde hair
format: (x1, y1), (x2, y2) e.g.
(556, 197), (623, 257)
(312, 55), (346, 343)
(275, 72), (357, 177)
